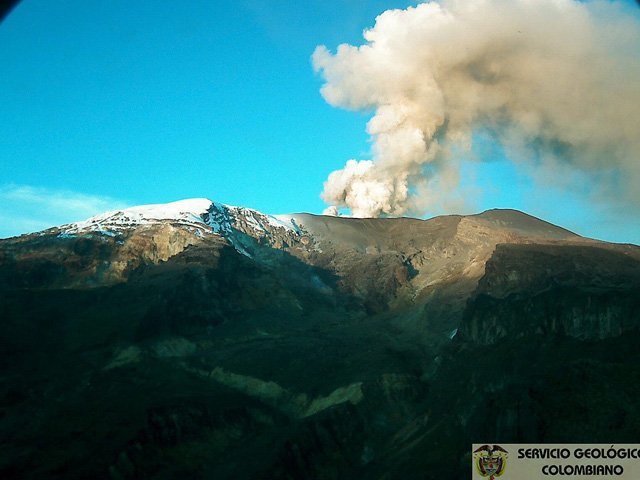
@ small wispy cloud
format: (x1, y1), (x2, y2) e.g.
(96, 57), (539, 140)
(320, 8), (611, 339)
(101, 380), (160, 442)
(0, 184), (129, 238)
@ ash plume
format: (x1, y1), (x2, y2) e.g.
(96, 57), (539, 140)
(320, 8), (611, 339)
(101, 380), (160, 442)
(313, 0), (640, 218)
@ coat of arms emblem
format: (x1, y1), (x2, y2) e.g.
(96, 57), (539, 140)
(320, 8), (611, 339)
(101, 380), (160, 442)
(474, 444), (508, 479)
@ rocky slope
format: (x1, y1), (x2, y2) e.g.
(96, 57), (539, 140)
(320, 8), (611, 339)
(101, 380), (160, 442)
(0, 199), (638, 479)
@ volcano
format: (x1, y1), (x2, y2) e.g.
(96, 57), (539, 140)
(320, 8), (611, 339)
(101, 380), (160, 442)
(1, 199), (639, 479)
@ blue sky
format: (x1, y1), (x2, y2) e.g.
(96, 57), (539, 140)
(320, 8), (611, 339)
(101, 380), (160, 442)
(1, 0), (638, 243)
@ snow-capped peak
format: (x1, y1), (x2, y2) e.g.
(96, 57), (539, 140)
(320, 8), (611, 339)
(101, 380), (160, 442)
(56, 198), (303, 243)
(59, 198), (215, 235)
(107, 198), (213, 221)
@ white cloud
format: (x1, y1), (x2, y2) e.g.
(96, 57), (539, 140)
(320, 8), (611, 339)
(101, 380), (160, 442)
(0, 184), (128, 238)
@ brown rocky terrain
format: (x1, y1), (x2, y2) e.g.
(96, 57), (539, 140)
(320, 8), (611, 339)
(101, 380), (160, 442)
(0, 200), (638, 479)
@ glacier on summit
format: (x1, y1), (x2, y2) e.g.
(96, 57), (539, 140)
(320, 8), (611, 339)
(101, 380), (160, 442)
(51, 198), (305, 258)
(57, 198), (301, 237)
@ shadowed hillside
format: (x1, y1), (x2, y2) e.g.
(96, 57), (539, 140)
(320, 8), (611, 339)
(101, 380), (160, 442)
(1, 201), (639, 479)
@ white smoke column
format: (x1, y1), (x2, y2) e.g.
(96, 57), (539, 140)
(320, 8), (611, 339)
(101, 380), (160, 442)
(313, 0), (640, 218)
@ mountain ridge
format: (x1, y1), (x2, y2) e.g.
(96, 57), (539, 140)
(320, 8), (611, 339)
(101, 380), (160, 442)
(1, 198), (639, 478)
(8, 197), (587, 243)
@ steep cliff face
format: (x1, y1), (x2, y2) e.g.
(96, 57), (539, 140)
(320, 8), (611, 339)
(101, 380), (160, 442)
(461, 244), (640, 344)
(1, 202), (639, 479)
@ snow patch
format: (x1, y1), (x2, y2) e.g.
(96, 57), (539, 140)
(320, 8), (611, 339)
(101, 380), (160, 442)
(55, 198), (306, 258)
(60, 198), (214, 235)
(270, 214), (302, 234)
